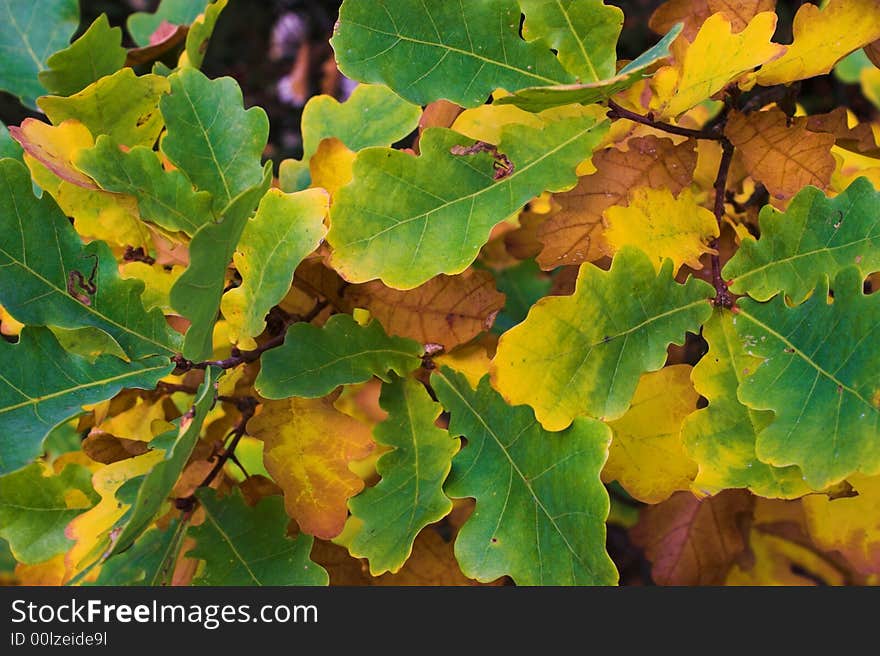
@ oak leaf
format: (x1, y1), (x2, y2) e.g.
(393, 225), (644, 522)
(682, 311), (810, 498)
(603, 365), (699, 504)
(347, 269), (505, 350)
(537, 135), (697, 269)
(649, 0), (776, 41)
(631, 489), (754, 585)
(755, 0), (880, 86)
(803, 474), (880, 575)
(603, 187), (718, 273)
(249, 395), (375, 539)
(650, 12), (784, 118)
(724, 109), (835, 200)
(346, 377), (459, 574)
(492, 247), (713, 430)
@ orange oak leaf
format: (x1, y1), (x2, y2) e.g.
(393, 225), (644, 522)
(805, 107), (880, 157)
(630, 489), (754, 585)
(537, 136), (696, 269)
(346, 269), (505, 350)
(724, 109), (835, 200)
(248, 396), (374, 539)
(650, 0), (776, 41)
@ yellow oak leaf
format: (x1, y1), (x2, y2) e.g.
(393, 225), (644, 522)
(724, 109), (835, 200)
(91, 397), (170, 443)
(435, 342), (493, 391)
(9, 118), (97, 188)
(537, 135), (697, 269)
(650, 12), (784, 118)
(603, 365), (699, 504)
(23, 140), (149, 249)
(309, 137), (356, 197)
(346, 269), (505, 350)
(603, 187), (718, 273)
(14, 553), (70, 586)
(803, 474), (880, 575)
(756, 0), (880, 86)
(726, 499), (847, 586)
(650, 0), (777, 41)
(65, 450), (165, 575)
(120, 262), (185, 313)
(249, 396), (375, 539)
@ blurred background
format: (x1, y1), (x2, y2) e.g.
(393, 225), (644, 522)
(1, 0), (874, 170)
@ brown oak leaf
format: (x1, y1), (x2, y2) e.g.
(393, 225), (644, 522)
(346, 269), (505, 350)
(724, 109), (835, 200)
(650, 0), (776, 40)
(537, 136), (696, 269)
(630, 489), (754, 585)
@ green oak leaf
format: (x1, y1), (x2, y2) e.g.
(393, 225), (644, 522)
(724, 177), (880, 304)
(735, 267), (880, 490)
(0, 0), (79, 108)
(331, 0), (574, 108)
(170, 163), (272, 361)
(519, 0), (623, 82)
(434, 368), (616, 585)
(160, 66), (268, 212)
(109, 367), (218, 556)
(38, 14), (126, 97)
(220, 188), (328, 346)
(92, 521), (184, 586)
(301, 84), (422, 159)
(76, 135), (214, 236)
(328, 114), (608, 289)
(682, 310), (810, 499)
(189, 489), (328, 586)
(182, 0), (227, 70)
(497, 24), (682, 112)
(0, 327), (172, 475)
(128, 0), (209, 46)
(48, 325), (128, 362)
(0, 159), (181, 359)
(0, 462), (98, 564)
(346, 376), (459, 575)
(0, 122), (23, 161)
(492, 247), (714, 431)
(279, 84), (422, 192)
(256, 314), (424, 399)
(38, 69), (170, 148)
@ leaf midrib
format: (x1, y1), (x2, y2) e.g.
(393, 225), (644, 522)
(0, 361), (169, 415)
(737, 308), (875, 409)
(344, 20), (564, 86)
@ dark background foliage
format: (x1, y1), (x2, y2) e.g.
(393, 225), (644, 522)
(1, 0), (874, 168)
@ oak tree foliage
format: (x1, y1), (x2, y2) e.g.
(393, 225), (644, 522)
(1, 0), (880, 586)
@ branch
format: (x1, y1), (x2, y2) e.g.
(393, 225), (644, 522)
(710, 139), (736, 308)
(174, 395), (258, 511)
(606, 100), (724, 141)
(172, 299), (329, 373)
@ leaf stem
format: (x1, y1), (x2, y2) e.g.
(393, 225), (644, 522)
(606, 100), (724, 141)
(710, 139), (735, 308)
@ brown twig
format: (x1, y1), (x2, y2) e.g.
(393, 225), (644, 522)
(710, 140), (736, 308)
(606, 100), (724, 141)
(174, 396), (258, 511)
(172, 299), (329, 373)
